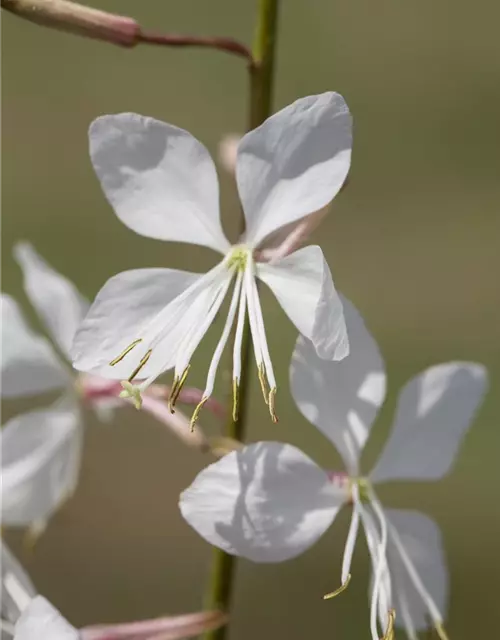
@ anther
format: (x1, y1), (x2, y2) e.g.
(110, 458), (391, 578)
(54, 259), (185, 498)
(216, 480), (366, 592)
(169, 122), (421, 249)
(190, 396), (208, 432)
(109, 339), (142, 366)
(268, 387), (278, 423)
(127, 349), (152, 382)
(232, 379), (239, 422)
(323, 573), (351, 600)
(381, 610), (396, 640)
(168, 365), (191, 413)
(258, 363), (269, 405)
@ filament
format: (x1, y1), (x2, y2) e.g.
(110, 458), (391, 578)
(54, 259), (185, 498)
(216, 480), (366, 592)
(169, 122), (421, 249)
(368, 489), (389, 640)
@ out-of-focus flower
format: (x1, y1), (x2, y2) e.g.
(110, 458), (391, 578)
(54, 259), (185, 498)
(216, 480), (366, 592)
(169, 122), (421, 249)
(13, 595), (228, 640)
(180, 297), (488, 640)
(1, 244), (220, 534)
(71, 92), (352, 427)
(1, 542), (36, 638)
(1, 539), (228, 639)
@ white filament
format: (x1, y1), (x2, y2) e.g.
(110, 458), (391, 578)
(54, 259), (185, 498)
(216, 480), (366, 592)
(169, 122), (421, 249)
(175, 272), (234, 375)
(247, 266), (276, 389)
(203, 271), (243, 398)
(341, 484), (361, 584)
(232, 276), (248, 382)
(368, 489), (389, 639)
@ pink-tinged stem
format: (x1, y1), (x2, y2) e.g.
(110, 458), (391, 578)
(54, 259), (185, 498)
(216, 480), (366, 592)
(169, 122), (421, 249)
(80, 610), (228, 640)
(1, 0), (253, 61)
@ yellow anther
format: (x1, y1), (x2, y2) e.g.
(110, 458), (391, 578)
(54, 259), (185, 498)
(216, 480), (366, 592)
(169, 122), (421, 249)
(127, 349), (152, 382)
(258, 363), (269, 405)
(232, 378), (239, 422)
(109, 339), (142, 366)
(381, 610), (396, 640)
(190, 396), (208, 432)
(119, 381), (143, 410)
(435, 622), (450, 640)
(323, 573), (351, 600)
(168, 364), (191, 413)
(268, 387), (278, 423)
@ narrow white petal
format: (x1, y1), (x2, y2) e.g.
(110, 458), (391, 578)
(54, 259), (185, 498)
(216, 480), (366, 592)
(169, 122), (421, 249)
(386, 509), (448, 631)
(14, 597), (78, 640)
(258, 246), (348, 361)
(237, 92), (352, 248)
(371, 362), (488, 483)
(71, 267), (204, 379)
(14, 243), (89, 359)
(180, 442), (346, 562)
(1, 294), (69, 398)
(1, 397), (83, 526)
(1, 544), (37, 625)
(89, 114), (230, 254)
(290, 296), (386, 475)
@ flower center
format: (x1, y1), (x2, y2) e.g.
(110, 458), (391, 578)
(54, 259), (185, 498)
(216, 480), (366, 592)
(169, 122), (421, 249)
(226, 245), (250, 272)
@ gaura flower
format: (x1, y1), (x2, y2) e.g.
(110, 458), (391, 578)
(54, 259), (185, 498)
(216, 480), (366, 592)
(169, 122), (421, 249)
(1, 542), (36, 637)
(71, 92), (352, 426)
(1, 532), (227, 639)
(179, 297), (488, 640)
(1, 243), (216, 516)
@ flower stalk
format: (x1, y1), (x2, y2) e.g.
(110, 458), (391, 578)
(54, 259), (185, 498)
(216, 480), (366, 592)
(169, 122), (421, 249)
(1, 0), (253, 61)
(201, 2), (280, 639)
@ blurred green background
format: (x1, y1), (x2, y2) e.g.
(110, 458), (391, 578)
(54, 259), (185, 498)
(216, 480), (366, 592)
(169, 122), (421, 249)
(2, 1), (500, 638)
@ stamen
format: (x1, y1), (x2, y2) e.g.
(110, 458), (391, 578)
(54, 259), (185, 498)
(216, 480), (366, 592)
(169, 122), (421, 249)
(127, 349), (152, 382)
(323, 573), (351, 600)
(232, 378), (239, 421)
(381, 610), (396, 640)
(258, 362), (269, 404)
(368, 489), (389, 640)
(190, 396), (208, 432)
(268, 387), (278, 423)
(169, 365), (191, 413)
(109, 338), (142, 366)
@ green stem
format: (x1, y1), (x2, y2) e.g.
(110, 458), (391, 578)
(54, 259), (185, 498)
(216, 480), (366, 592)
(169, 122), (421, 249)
(201, 2), (280, 639)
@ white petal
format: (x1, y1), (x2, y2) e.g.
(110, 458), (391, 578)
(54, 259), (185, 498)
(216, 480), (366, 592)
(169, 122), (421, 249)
(1, 294), (69, 398)
(14, 243), (89, 360)
(71, 267), (203, 379)
(237, 92), (352, 248)
(14, 597), (78, 640)
(386, 509), (448, 632)
(257, 245), (348, 361)
(180, 441), (346, 562)
(1, 397), (83, 526)
(370, 362), (488, 483)
(89, 114), (230, 254)
(1, 544), (37, 625)
(290, 297), (386, 475)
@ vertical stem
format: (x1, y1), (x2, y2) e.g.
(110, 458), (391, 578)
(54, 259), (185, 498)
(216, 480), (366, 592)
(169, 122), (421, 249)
(201, 2), (280, 639)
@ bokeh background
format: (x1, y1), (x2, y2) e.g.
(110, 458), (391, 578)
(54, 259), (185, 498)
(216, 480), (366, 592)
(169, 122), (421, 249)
(2, 1), (500, 637)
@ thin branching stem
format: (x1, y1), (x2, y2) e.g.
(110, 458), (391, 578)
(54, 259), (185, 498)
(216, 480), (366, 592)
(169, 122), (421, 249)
(201, 3), (280, 639)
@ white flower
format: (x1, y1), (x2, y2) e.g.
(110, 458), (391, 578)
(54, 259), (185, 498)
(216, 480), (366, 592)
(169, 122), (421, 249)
(179, 297), (488, 639)
(13, 598), (79, 640)
(1, 543), (36, 637)
(1, 242), (89, 530)
(71, 92), (352, 426)
(1, 245), (212, 527)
